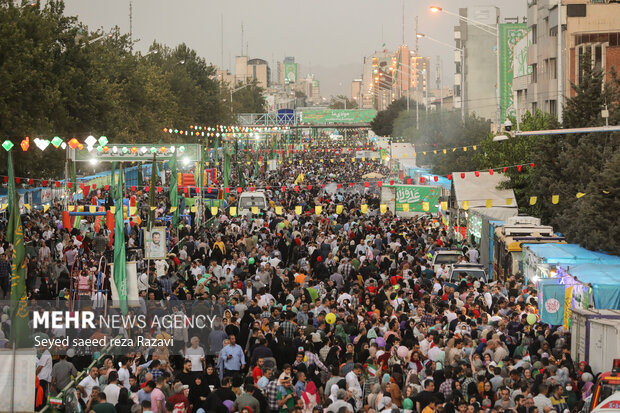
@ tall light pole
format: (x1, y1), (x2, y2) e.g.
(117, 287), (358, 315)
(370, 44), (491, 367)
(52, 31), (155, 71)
(230, 82), (252, 114)
(430, 5), (500, 130)
(417, 32), (465, 121)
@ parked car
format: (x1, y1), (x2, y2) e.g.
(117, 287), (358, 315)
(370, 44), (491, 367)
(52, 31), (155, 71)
(432, 249), (464, 272)
(448, 263), (488, 283)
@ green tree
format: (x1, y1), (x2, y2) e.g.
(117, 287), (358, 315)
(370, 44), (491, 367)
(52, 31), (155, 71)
(475, 110), (559, 213)
(370, 97), (418, 136)
(393, 109), (490, 175)
(0, 0), (230, 177)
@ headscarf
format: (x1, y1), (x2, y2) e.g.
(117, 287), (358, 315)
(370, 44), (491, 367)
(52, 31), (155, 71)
(582, 382), (594, 401)
(302, 381), (319, 405)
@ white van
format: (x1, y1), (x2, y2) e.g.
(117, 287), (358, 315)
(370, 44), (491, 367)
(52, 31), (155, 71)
(238, 191), (268, 215)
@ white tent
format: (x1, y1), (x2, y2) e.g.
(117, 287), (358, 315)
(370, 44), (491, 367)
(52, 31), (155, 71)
(451, 171), (518, 209)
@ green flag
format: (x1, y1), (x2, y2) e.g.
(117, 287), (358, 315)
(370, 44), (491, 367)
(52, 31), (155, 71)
(147, 157), (157, 229)
(113, 163), (128, 314)
(7, 152), (29, 347)
(71, 161), (77, 194)
(170, 152), (179, 227)
(223, 144), (231, 188)
(137, 162), (143, 187)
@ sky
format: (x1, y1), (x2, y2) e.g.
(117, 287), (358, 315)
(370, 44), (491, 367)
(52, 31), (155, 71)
(62, 0), (527, 98)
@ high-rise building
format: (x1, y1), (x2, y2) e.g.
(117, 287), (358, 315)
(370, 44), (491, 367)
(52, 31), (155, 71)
(361, 51), (393, 110)
(454, 6), (500, 122)
(247, 58), (271, 89)
(351, 79), (362, 105)
(231, 56), (271, 89)
(526, 0), (620, 121)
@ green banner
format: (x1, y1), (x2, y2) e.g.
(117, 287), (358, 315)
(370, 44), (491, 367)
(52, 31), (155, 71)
(284, 63), (298, 84)
(300, 109), (377, 125)
(394, 185), (441, 212)
(500, 23), (529, 122)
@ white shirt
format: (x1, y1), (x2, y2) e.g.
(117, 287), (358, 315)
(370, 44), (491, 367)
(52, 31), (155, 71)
(466, 249), (479, 263)
(78, 375), (99, 404)
(37, 350), (53, 382)
(155, 260), (169, 277)
(185, 346), (205, 371)
(118, 367), (131, 390)
(104, 383), (122, 405)
(345, 371), (362, 400)
(138, 273), (149, 292)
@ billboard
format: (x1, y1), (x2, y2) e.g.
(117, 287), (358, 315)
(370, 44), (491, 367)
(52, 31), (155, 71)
(300, 109), (377, 124)
(500, 23), (529, 121)
(284, 63), (298, 84)
(394, 185), (441, 212)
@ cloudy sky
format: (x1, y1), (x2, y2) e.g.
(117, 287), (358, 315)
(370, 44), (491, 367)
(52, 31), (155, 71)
(63, 0), (527, 98)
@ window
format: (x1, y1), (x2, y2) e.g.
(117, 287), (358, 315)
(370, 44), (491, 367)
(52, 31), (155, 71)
(532, 102), (538, 112)
(550, 100), (557, 117)
(531, 63), (538, 83)
(595, 44), (603, 71)
(549, 58), (557, 79)
(532, 24), (538, 44)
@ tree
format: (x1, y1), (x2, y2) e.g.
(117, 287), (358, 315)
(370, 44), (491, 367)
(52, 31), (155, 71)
(475, 110), (559, 213)
(393, 109), (490, 175)
(0, 0), (230, 177)
(328, 95), (357, 110)
(370, 97), (418, 136)
(527, 50), (620, 253)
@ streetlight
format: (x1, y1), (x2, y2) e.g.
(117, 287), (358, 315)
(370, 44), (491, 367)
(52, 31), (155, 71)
(230, 82), (252, 113)
(87, 31), (113, 45)
(20, 1), (36, 8)
(417, 32), (465, 121)
(429, 5), (500, 130)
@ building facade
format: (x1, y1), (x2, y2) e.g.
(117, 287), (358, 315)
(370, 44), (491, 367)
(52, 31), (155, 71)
(526, 0), (620, 120)
(454, 6), (500, 122)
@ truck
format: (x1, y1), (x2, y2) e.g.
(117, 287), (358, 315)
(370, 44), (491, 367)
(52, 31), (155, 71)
(237, 191), (268, 216)
(571, 308), (620, 376)
(492, 215), (565, 279)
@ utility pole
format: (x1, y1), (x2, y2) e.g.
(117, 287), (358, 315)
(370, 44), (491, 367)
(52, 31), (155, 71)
(557, 0), (564, 123)
(402, 0), (405, 45)
(221, 14), (224, 69)
(415, 16), (419, 129)
(129, 0), (133, 46)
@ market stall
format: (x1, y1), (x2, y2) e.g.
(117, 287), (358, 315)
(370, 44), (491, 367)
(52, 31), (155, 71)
(523, 243), (620, 282)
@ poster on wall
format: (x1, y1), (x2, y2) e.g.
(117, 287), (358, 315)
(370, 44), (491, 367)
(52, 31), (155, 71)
(144, 226), (167, 259)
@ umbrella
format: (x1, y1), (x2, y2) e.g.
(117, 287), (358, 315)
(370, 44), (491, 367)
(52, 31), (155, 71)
(362, 172), (384, 179)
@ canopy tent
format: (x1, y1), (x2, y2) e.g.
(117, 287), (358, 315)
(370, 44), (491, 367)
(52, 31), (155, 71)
(564, 263), (620, 310)
(523, 243), (620, 280)
(451, 171), (517, 209)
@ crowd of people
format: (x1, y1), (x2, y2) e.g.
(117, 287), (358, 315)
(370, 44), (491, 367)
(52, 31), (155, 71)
(0, 145), (601, 413)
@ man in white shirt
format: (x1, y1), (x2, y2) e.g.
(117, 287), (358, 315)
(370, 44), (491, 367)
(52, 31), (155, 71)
(37, 347), (53, 398)
(118, 356), (132, 390)
(103, 371), (122, 405)
(185, 336), (205, 372)
(155, 260), (169, 278)
(77, 366), (99, 406)
(345, 364), (363, 411)
(466, 247), (479, 263)
(138, 271), (150, 292)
